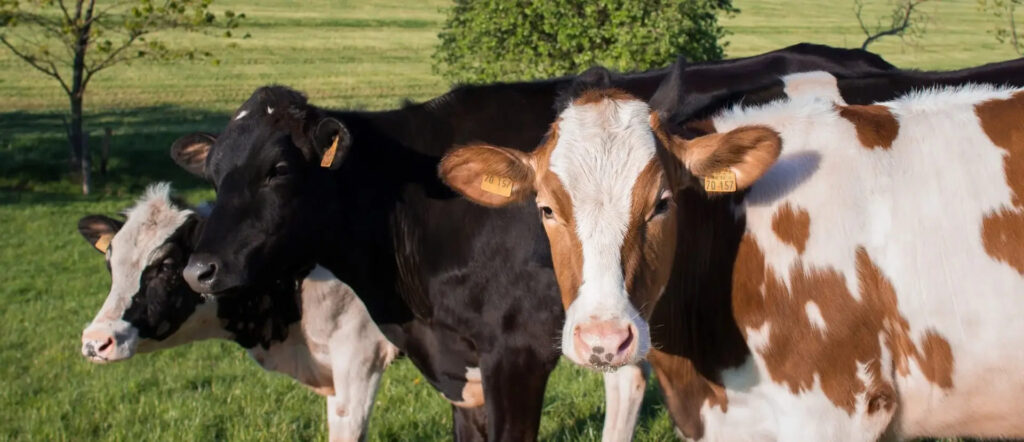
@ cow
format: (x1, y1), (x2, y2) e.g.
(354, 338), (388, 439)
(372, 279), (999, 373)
(166, 45), (895, 441)
(439, 55), (1024, 441)
(77, 184), (398, 442)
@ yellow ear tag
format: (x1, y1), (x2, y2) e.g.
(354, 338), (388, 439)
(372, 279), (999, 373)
(94, 234), (113, 253)
(320, 135), (340, 168)
(703, 169), (737, 193)
(480, 174), (514, 197)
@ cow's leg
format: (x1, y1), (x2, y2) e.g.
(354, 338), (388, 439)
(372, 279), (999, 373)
(479, 347), (555, 442)
(601, 361), (649, 442)
(452, 405), (488, 442)
(326, 325), (398, 442)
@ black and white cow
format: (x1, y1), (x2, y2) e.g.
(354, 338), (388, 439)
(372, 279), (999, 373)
(78, 184), (398, 442)
(166, 44), (895, 441)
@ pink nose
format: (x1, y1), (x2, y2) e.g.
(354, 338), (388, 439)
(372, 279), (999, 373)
(81, 328), (116, 361)
(573, 320), (636, 368)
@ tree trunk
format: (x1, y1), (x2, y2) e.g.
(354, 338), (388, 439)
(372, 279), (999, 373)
(69, 93), (84, 169)
(68, 0), (94, 195)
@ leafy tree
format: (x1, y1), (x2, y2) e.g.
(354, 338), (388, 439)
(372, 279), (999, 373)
(979, 0), (1024, 55)
(0, 0), (244, 194)
(433, 0), (738, 84)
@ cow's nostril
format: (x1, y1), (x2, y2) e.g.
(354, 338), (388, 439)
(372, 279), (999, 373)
(617, 327), (634, 355)
(97, 337), (114, 353)
(197, 262), (217, 282)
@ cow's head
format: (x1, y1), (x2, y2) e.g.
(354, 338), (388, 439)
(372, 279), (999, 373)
(440, 68), (781, 369)
(77, 184), (214, 363)
(171, 86), (349, 293)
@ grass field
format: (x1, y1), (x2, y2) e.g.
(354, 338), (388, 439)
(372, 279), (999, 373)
(0, 0), (1017, 440)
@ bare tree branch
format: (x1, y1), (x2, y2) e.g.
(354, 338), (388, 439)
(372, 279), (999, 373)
(856, 0), (928, 50)
(84, 32), (143, 82)
(0, 35), (71, 94)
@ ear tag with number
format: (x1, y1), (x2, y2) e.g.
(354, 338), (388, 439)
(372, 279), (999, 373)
(320, 135), (340, 168)
(481, 174), (514, 197)
(703, 169), (737, 193)
(94, 234), (113, 253)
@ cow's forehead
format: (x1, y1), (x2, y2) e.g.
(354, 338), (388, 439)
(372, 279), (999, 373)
(549, 97), (658, 194)
(111, 185), (191, 275)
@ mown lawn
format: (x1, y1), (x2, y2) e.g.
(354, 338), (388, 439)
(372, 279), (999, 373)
(0, 0), (1015, 440)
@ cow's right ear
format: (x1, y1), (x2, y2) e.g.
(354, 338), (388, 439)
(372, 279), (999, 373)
(78, 215), (123, 253)
(439, 145), (535, 207)
(665, 125), (782, 191)
(171, 132), (216, 178)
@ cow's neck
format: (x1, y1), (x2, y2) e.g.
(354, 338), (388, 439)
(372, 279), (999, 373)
(216, 275), (304, 350)
(647, 188), (753, 436)
(306, 109), (447, 327)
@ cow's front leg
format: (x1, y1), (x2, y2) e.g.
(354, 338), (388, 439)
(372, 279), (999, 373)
(479, 347), (556, 442)
(602, 361), (650, 442)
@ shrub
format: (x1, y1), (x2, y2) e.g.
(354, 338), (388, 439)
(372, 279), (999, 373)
(433, 0), (738, 84)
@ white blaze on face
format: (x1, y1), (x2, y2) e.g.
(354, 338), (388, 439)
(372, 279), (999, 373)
(82, 183), (194, 361)
(550, 97), (656, 366)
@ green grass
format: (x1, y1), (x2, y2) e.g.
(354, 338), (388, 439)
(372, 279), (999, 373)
(0, 0), (1016, 440)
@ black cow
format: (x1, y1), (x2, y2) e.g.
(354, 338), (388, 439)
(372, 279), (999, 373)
(652, 52), (1024, 134)
(168, 44), (895, 441)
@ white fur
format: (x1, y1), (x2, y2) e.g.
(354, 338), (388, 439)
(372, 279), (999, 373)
(804, 301), (827, 333)
(234, 110), (249, 120)
(703, 84), (1024, 439)
(551, 98), (655, 365)
(782, 71), (846, 105)
(601, 362), (648, 442)
(82, 186), (397, 441)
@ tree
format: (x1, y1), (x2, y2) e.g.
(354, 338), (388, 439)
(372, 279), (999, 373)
(854, 0), (930, 50)
(979, 0), (1024, 55)
(0, 0), (244, 194)
(433, 0), (738, 84)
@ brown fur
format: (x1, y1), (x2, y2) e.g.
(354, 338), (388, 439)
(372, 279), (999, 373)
(838, 105), (900, 150)
(771, 203), (811, 254)
(976, 92), (1024, 275)
(733, 235), (953, 414)
(439, 144), (535, 207)
(620, 160), (677, 318)
(573, 88), (639, 106)
(672, 125), (782, 190)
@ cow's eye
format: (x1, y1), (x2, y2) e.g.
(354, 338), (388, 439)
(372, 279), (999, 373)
(650, 191), (673, 220)
(159, 256), (177, 273)
(268, 161), (289, 180)
(539, 206), (554, 219)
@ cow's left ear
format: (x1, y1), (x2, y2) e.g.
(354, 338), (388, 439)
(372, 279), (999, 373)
(439, 144), (536, 207)
(665, 125), (782, 191)
(78, 215), (124, 253)
(306, 117), (352, 170)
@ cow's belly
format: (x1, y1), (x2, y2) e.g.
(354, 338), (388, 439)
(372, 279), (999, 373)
(249, 324), (335, 396)
(696, 355), (894, 442)
(896, 365), (1024, 438)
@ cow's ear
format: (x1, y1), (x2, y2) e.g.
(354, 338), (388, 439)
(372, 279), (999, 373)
(78, 215), (123, 253)
(307, 117), (351, 170)
(439, 144), (535, 207)
(171, 132), (216, 178)
(667, 125), (781, 191)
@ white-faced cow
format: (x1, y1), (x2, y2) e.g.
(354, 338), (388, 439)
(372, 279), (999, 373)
(78, 184), (397, 442)
(165, 44), (896, 442)
(441, 61), (1024, 440)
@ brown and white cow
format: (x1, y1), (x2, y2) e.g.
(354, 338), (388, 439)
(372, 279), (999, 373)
(440, 77), (1024, 439)
(78, 184), (398, 442)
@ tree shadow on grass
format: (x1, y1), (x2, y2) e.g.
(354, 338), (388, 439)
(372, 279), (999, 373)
(0, 105), (231, 204)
